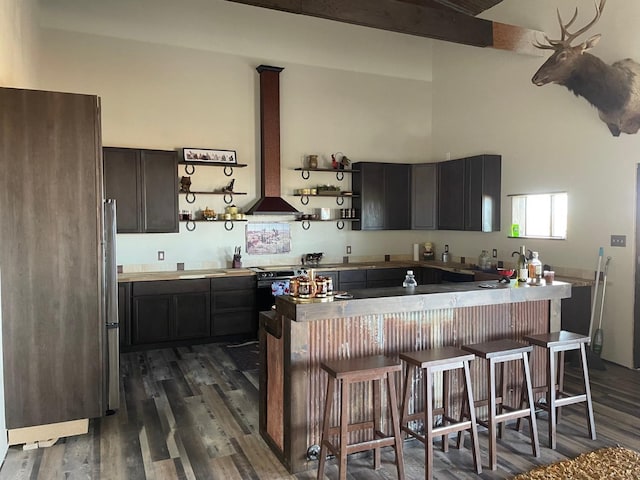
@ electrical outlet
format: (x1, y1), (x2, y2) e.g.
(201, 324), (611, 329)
(158, 251), (165, 261)
(492, 248), (498, 258)
(611, 235), (626, 247)
(346, 245), (352, 254)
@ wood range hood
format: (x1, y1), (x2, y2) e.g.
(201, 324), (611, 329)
(246, 65), (299, 215)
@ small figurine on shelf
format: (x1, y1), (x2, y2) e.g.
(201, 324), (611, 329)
(221, 178), (235, 193)
(331, 152), (351, 170)
(180, 176), (192, 193)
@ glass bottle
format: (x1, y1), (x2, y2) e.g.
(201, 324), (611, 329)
(478, 250), (490, 271)
(528, 251), (542, 283)
(517, 246), (529, 283)
(403, 270), (417, 288)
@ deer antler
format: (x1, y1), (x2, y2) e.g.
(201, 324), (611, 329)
(534, 0), (606, 50)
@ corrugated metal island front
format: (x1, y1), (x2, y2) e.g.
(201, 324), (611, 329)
(259, 280), (571, 473)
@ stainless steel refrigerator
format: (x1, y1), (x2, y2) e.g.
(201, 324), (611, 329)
(104, 199), (120, 413)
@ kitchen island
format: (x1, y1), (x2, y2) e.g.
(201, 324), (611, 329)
(259, 279), (571, 473)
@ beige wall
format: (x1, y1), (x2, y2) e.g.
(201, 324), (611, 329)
(431, 0), (640, 367)
(36, 1), (434, 270)
(0, 0), (37, 87)
(31, 0), (640, 367)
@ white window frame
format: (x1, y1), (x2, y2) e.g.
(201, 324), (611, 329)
(509, 192), (568, 240)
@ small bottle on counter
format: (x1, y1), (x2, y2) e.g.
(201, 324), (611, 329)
(517, 246), (529, 283)
(528, 252), (542, 283)
(478, 250), (490, 271)
(402, 270), (417, 288)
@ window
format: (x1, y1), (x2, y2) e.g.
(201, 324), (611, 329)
(510, 192), (567, 239)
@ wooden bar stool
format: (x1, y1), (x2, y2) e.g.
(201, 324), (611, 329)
(462, 339), (540, 471)
(317, 355), (405, 480)
(399, 347), (482, 479)
(520, 331), (596, 449)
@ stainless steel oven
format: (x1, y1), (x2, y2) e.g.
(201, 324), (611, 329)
(251, 267), (307, 312)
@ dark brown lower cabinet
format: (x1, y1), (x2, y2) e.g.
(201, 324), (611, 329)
(338, 269), (366, 291)
(211, 276), (257, 336)
(366, 268), (407, 288)
(131, 279), (211, 345)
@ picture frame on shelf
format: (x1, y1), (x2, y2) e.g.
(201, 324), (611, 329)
(183, 147), (237, 164)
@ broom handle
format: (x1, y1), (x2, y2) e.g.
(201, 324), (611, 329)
(588, 248), (604, 340)
(597, 257), (612, 330)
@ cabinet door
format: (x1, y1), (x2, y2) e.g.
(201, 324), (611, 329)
(353, 162), (385, 230)
(175, 292), (211, 339)
(132, 295), (173, 344)
(465, 155), (501, 232)
(385, 164), (411, 230)
(420, 267), (443, 285)
(412, 163), (437, 230)
(104, 147), (142, 233)
(437, 158), (465, 230)
(141, 150), (178, 233)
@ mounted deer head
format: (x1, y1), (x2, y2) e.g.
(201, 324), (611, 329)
(532, 0), (640, 136)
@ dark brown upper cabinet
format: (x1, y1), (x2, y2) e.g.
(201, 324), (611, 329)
(352, 162), (411, 230)
(104, 147), (178, 233)
(437, 154), (501, 232)
(411, 163), (438, 230)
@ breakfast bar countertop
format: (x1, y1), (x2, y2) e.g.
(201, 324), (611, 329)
(275, 279), (571, 323)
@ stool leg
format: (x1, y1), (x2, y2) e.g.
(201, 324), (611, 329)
(425, 365), (434, 479)
(317, 377), (335, 480)
(386, 372), (405, 480)
(498, 362), (507, 439)
(339, 379), (349, 480)
(547, 347), (557, 449)
(400, 365), (414, 437)
(523, 351), (540, 458)
(580, 343), (597, 440)
(373, 378), (381, 469)
(455, 384), (468, 450)
(463, 360), (482, 474)
(442, 370), (450, 452)
(488, 358), (498, 470)
(515, 351), (533, 433)
(557, 350), (565, 422)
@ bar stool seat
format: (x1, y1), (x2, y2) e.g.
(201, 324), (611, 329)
(521, 331), (596, 449)
(317, 355), (405, 480)
(400, 346), (482, 479)
(462, 339), (540, 471)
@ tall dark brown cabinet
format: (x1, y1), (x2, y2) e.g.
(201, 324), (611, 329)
(0, 88), (105, 442)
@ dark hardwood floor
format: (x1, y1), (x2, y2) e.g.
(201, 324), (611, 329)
(1, 343), (639, 479)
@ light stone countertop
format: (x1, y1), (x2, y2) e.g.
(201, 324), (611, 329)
(117, 260), (592, 287)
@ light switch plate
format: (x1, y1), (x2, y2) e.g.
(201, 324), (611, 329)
(611, 235), (626, 247)
(158, 251), (165, 261)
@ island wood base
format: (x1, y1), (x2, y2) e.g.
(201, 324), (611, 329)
(260, 288), (565, 473)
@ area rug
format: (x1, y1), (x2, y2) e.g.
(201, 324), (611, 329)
(513, 446), (640, 479)
(223, 341), (259, 372)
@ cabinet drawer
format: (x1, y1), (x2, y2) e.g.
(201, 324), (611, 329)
(339, 270), (366, 283)
(132, 279), (210, 296)
(211, 276), (256, 291)
(213, 289), (256, 310)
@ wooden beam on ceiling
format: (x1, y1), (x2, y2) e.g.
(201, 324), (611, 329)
(226, 0), (543, 55)
(431, 0), (505, 16)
